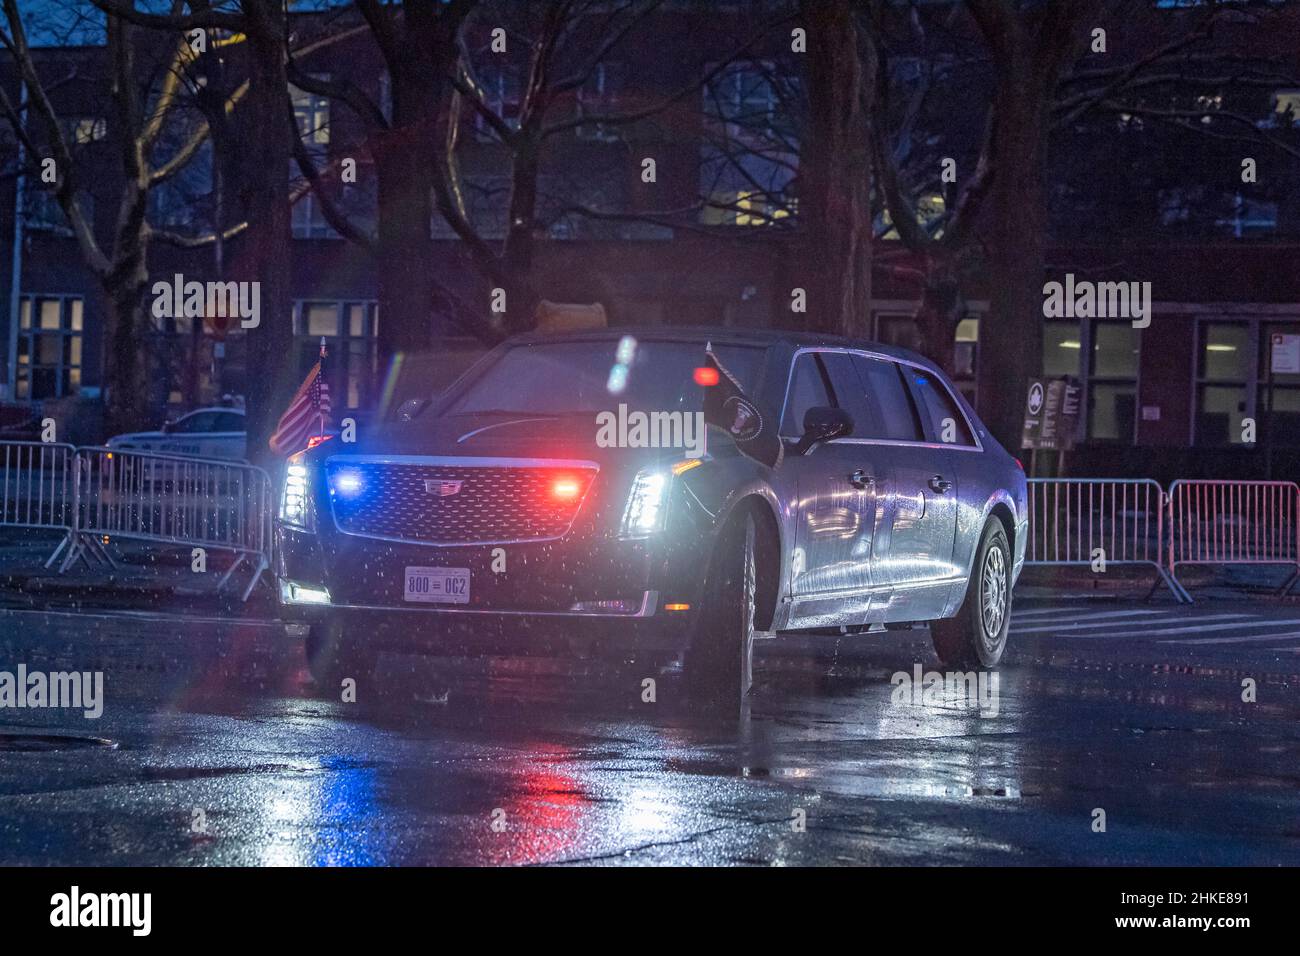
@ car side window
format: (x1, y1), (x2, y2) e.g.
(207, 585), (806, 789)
(850, 355), (925, 442)
(780, 352), (833, 437)
(172, 412), (217, 434)
(904, 367), (976, 446)
(818, 353), (878, 435)
(214, 413), (245, 432)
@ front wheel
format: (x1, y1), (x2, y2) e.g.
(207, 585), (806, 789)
(930, 519), (1012, 668)
(684, 513), (757, 709)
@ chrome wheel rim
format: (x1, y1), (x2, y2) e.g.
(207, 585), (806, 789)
(981, 546), (1007, 639)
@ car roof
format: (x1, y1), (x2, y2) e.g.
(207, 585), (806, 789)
(183, 407), (244, 416)
(507, 325), (936, 369)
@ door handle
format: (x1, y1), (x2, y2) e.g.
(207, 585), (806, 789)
(928, 474), (952, 494)
(849, 470), (875, 489)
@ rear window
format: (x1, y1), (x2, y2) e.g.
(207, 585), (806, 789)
(447, 340), (764, 416)
(904, 367), (975, 446)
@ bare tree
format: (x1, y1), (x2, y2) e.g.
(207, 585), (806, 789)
(285, 0), (486, 356)
(89, 0), (302, 463)
(1, 1), (243, 434)
(869, 0), (1300, 448)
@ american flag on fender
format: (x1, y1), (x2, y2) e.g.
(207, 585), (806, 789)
(269, 338), (332, 455)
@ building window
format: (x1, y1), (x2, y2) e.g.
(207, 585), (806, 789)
(1216, 193), (1277, 238)
(1042, 321), (1082, 378)
(23, 189), (93, 236)
(473, 64), (522, 141)
(293, 301), (379, 410)
(575, 63), (623, 141)
(291, 79), (331, 147)
(1259, 322), (1300, 447)
(1264, 89), (1300, 128)
(953, 317), (978, 401)
(700, 189), (792, 226)
(17, 296), (83, 400)
(1196, 321), (1251, 447)
(292, 191), (337, 239)
(700, 61), (796, 227)
(704, 61), (785, 138)
(1087, 322), (1139, 443)
(65, 116), (107, 144)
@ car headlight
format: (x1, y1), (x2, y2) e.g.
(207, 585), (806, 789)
(279, 452), (315, 531)
(620, 469), (669, 538)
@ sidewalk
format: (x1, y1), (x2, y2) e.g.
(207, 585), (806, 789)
(0, 531), (277, 617)
(1017, 562), (1300, 603)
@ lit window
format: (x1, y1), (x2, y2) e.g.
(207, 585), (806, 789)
(1088, 322), (1139, 443)
(1196, 322), (1251, 447)
(294, 301), (379, 411)
(15, 296), (85, 401)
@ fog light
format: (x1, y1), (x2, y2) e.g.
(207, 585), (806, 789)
(664, 603), (691, 612)
(280, 580), (331, 605)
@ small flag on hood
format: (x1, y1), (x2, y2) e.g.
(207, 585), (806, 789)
(701, 344), (783, 469)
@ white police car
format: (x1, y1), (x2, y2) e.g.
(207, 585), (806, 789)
(107, 407), (247, 460)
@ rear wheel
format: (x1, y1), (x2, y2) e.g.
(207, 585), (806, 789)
(684, 513), (757, 709)
(930, 519), (1012, 668)
(305, 619), (377, 698)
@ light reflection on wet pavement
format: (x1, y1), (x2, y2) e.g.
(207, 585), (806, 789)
(0, 599), (1297, 865)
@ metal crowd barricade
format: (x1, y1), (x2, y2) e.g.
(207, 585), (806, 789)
(0, 441), (79, 568)
(1167, 480), (1300, 599)
(1026, 478), (1186, 601)
(68, 447), (274, 601)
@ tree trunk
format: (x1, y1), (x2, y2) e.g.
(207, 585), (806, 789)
(797, 0), (873, 337)
(913, 251), (962, 375)
(101, 266), (151, 437)
(373, 130), (437, 355)
(975, 68), (1052, 450)
(500, 133), (541, 334)
(238, 4), (294, 469)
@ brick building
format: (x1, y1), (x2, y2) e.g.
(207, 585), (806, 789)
(2, 2), (1299, 480)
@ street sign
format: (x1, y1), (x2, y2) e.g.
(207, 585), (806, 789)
(1271, 333), (1300, 374)
(1022, 376), (1082, 451)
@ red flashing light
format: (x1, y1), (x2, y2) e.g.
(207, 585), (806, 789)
(306, 434), (334, 450)
(552, 477), (581, 500)
(693, 367), (719, 387)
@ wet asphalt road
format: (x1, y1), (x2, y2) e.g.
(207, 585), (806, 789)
(0, 597), (1297, 866)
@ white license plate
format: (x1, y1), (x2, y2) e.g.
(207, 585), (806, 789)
(403, 566), (470, 604)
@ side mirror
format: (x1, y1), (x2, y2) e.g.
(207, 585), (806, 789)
(161, 419), (176, 433)
(795, 406), (853, 455)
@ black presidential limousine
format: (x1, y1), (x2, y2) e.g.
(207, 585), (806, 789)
(276, 327), (1026, 706)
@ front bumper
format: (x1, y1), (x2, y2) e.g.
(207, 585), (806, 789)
(275, 524), (712, 655)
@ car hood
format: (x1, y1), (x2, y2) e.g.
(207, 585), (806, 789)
(311, 412), (701, 469)
(107, 431), (167, 444)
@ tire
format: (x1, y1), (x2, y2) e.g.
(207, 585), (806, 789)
(684, 513), (757, 709)
(305, 619), (377, 697)
(930, 519), (1012, 669)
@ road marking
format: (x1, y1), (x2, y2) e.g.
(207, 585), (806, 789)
(1161, 631), (1300, 646)
(1009, 609), (1172, 627)
(1011, 613), (1254, 635)
(1142, 619), (1300, 637)
(1010, 607), (1168, 621)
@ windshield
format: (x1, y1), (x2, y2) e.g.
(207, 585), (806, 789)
(446, 340), (765, 415)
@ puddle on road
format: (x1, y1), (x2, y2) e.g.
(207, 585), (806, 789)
(0, 731), (119, 752)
